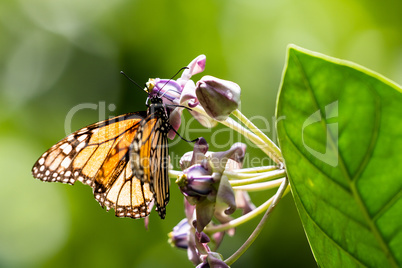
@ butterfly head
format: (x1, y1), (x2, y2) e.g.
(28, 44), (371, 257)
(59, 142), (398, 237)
(144, 78), (156, 95)
(144, 78), (182, 105)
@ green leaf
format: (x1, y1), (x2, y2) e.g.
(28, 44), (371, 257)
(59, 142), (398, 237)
(276, 45), (402, 267)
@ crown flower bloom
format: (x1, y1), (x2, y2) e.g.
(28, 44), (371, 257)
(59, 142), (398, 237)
(177, 165), (218, 197)
(168, 218), (191, 249)
(196, 76), (241, 121)
(176, 139), (246, 233)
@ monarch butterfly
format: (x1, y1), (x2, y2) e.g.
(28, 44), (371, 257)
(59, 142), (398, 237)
(32, 82), (172, 219)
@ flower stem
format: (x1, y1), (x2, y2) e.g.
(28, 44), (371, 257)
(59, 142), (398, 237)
(224, 172), (270, 180)
(169, 169), (181, 179)
(229, 169), (286, 186)
(232, 178), (284, 191)
(224, 177), (289, 266)
(220, 117), (282, 164)
(232, 109), (283, 164)
(204, 178), (290, 235)
(190, 105), (283, 165)
(224, 166), (278, 179)
(231, 165), (278, 174)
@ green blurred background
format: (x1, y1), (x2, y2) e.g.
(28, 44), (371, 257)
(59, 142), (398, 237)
(1, 0), (401, 267)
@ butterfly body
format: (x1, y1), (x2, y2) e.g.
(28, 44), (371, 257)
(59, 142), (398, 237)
(32, 95), (171, 219)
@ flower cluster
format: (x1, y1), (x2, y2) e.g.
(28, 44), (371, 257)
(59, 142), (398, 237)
(169, 139), (253, 267)
(145, 55), (240, 139)
(148, 55), (289, 267)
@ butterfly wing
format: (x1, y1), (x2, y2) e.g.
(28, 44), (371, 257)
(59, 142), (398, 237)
(32, 112), (153, 219)
(130, 112), (170, 219)
(93, 132), (153, 219)
(149, 117), (170, 219)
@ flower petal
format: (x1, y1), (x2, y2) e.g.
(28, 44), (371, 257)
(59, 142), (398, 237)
(189, 106), (218, 128)
(195, 199), (216, 232)
(179, 54), (206, 86)
(179, 80), (199, 107)
(191, 137), (209, 165)
(169, 218), (191, 249)
(167, 107), (184, 139)
(205, 252), (229, 268)
(179, 138), (209, 170)
(188, 227), (202, 265)
(180, 151), (195, 171)
(235, 190), (256, 215)
(216, 175), (236, 215)
(184, 198), (196, 221)
(209, 142), (247, 173)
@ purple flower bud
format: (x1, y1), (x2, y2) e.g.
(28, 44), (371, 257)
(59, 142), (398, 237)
(169, 219), (191, 249)
(196, 76), (241, 121)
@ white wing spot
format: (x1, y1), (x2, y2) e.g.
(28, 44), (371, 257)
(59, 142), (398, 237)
(76, 142), (86, 152)
(38, 158), (45, 165)
(65, 171), (71, 177)
(77, 134), (88, 142)
(39, 166), (45, 172)
(77, 128), (88, 135)
(62, 144), (73, 154)
(60, 157), (71, 169)
(60, 143), (68, 150)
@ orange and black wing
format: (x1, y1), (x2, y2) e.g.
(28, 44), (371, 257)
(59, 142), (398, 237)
(32, 112), (154, 219)
(130, 115), (170, 219)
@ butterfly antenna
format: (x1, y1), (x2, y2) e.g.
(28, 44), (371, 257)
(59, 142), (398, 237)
(120, 71), (145, 91)
(171, 127), (199, 143)
(157, 67), (189, 95)
(120, 71), (152, 105)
